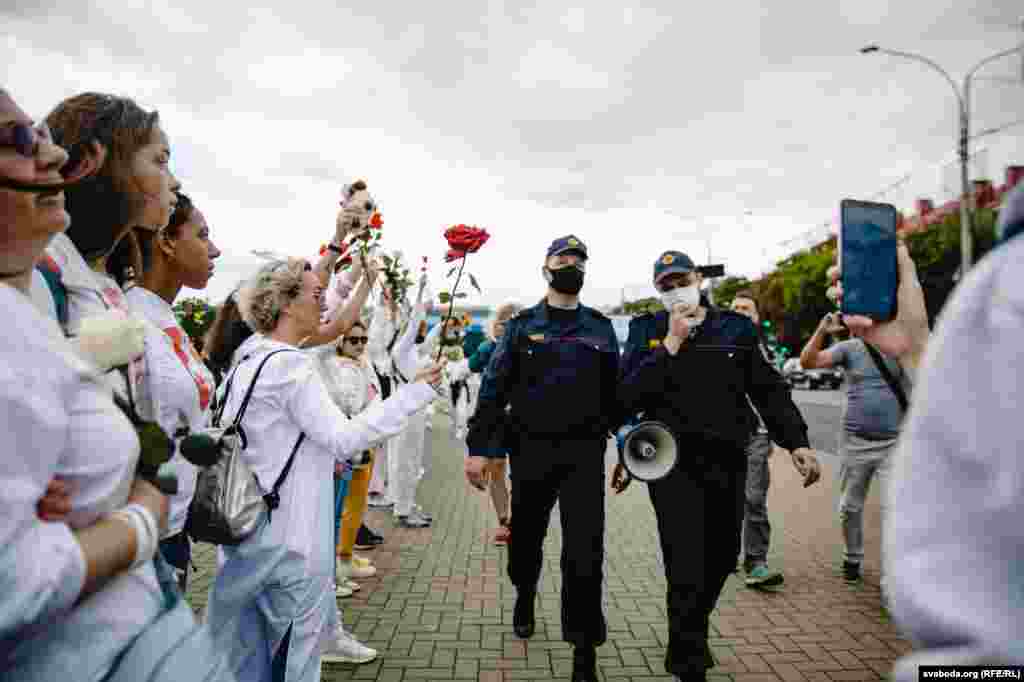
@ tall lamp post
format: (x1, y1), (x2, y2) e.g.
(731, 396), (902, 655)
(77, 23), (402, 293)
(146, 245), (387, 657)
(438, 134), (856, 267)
(860, 38), (1024, 273)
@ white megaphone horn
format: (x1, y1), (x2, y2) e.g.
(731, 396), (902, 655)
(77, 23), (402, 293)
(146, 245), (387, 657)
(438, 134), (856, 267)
(617, 421), (678, 482)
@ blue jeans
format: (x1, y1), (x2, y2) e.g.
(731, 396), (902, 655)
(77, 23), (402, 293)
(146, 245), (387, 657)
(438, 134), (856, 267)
(742, 433), (773, 569)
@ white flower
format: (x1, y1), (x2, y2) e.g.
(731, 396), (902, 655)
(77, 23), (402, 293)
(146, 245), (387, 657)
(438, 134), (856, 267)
(74, 311), (148, 372)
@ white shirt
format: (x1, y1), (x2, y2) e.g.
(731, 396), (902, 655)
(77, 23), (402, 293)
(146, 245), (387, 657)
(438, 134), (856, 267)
(215, 335), (436, 565)
(315, 350), (379, 418)
(885, 236), (1024, 676)
(45, 233), (145, 402)
(0, 284), (161, 681)
(127, 287), (215, 538)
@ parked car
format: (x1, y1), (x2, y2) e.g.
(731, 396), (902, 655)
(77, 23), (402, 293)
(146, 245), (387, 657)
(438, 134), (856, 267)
(782, 358), (808, 388)
(807, 367), (844, 390)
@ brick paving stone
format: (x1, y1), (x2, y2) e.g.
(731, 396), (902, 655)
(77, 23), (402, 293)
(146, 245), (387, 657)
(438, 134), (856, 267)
(185, 416), (908, 681)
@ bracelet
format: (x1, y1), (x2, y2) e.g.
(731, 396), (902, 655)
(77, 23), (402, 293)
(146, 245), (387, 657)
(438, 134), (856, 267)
(110, 503), (159, 570)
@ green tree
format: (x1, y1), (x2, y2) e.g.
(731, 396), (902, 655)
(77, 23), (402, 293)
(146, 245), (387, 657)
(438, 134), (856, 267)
(712, 276), (753, 308)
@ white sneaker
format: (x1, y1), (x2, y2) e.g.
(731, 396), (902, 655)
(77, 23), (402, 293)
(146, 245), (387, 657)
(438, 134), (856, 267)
(335, 583), (353, 598)
(322, 627), (377, 665)
(350, 562), (377, 579)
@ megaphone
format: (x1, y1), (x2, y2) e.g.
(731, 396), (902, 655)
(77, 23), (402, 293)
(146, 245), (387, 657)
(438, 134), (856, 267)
(616, 421), (678, 482)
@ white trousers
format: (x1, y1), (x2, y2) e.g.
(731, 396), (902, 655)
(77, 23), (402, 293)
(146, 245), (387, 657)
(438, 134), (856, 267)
(390, 411), (427, 516)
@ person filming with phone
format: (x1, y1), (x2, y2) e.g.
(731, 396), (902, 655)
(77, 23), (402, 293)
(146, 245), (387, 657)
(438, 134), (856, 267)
(802, 199), (914, 585)
(617, 250), (821, 682)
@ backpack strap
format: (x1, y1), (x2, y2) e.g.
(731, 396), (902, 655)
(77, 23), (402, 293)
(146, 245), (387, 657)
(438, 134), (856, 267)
(263, 432), (305, 521)
(863, 342), (909, 413)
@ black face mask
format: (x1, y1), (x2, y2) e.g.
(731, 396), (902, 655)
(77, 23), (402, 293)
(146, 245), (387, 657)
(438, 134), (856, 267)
(415, 334), (426, 344)
(545, 266), (585, 295)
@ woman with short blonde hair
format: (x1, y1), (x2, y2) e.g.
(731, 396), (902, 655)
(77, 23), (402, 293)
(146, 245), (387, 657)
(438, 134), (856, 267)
(206, 257), (443, 678)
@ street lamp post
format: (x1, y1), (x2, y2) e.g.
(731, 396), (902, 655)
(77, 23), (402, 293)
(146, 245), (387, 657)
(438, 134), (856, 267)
(861, 37), (1024, 273)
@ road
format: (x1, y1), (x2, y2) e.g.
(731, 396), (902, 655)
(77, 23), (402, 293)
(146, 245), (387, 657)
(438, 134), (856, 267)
(187, 386), (907, 681)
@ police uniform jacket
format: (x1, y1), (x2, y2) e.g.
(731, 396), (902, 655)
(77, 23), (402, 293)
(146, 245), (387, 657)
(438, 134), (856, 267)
(619, 307), (809, 453)
(467, 301), (620, 457)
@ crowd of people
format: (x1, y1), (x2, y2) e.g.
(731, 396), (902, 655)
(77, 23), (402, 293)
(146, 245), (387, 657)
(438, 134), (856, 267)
(2, 82), (1022, 682)
(0, 87), (519, 681)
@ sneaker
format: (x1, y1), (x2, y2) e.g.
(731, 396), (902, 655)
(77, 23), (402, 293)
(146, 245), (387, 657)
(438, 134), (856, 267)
(494, 526), (511, 545)
(344, 579), (361, 592)
(321, 627), (377, 665)
(843, 561), (861, 583)
(367, 497), (394, 510)
(335, 583), (353, 598)
(412, 504), (433, 521)
(396, 513), (431, 528)
(350, 562), (377, 579)
(745, 564), (784, 588)
(354, 525), (384, 550)
(338, 558), (377, 580)
(352, 555), (373, 570)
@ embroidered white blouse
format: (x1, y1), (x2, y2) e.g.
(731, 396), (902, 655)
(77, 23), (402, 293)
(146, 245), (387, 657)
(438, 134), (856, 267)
(126, 287), (215, 538)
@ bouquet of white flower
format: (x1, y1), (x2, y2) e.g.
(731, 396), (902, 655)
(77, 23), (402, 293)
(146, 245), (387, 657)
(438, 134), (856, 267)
(74, 310), (148, 372)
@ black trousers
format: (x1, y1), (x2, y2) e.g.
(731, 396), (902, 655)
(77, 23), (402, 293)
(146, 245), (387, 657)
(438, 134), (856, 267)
(647, 438), (747, 677)
(508, 436), (607, 648)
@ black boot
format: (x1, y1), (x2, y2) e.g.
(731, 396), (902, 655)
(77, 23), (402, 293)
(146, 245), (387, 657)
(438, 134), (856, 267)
(512, 588), (535, 639)
(572, 646), (598, 682)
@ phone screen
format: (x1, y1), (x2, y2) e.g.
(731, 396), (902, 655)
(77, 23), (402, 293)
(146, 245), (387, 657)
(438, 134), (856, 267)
(840, 200), (898, 321)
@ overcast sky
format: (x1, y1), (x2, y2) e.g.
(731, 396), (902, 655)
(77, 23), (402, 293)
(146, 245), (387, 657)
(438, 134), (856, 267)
(4, 1), (1023, 307)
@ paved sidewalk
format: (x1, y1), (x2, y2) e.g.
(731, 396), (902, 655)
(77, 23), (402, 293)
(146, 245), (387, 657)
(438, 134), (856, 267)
(187, 416), (909, 681)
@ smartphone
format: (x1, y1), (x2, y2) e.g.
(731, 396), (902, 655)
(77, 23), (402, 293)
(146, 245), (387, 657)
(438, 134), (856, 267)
(839, 199), (898, 321)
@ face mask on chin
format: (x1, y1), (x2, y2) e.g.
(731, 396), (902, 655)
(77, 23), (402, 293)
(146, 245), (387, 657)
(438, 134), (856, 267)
(543, 265), (585, 296)
(660, 282), (701, 314)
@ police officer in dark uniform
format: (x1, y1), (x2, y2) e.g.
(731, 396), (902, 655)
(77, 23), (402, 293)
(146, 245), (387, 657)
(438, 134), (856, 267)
(466, 235), (620, 682)
(615, 250), (821, 682)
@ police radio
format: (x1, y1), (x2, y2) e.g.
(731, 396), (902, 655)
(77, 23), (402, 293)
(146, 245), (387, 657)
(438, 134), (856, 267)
(615, 421), (679, 482)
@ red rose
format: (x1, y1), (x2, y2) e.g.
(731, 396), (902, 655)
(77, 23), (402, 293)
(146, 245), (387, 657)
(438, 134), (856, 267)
(370, 213), (384, 229)
(444, 224), (489, 254)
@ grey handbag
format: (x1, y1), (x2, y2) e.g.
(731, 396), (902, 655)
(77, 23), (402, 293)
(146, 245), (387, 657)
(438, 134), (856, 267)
(184, 349), (304, 546)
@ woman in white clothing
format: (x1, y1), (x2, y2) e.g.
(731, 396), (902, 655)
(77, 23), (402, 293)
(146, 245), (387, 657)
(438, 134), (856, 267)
(0, 88), (233, 682)
(110, 192), (220, 591)
(206, 258), (444, 680)
(43, 94), (180, 404)
(315, 320), (384, 594)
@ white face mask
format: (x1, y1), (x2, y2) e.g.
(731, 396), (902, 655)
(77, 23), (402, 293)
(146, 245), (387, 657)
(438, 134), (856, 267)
(660, 283), (700, 313)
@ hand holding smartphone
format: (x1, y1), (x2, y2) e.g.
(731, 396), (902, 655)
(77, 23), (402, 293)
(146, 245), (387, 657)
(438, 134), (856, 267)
(839, 199), (899, 322)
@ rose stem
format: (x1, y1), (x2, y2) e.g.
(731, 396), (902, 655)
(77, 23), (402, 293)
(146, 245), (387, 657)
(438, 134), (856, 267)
(436, 250), (468, 363)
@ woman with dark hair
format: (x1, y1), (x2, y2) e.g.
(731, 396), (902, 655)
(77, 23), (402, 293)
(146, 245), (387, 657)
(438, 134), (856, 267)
(0, 89), (234, 681)
(117, 194), (220, 591)
(203, 290), (250, 386)
(43, 93), (179, 402)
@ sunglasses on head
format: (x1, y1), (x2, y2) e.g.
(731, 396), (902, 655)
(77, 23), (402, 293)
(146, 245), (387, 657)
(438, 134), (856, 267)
(345, 336), (369, 345)
(0, 121), (52, 158)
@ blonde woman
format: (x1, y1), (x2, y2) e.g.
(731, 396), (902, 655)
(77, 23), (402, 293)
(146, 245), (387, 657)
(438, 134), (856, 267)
(206, 258), (443, 678)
